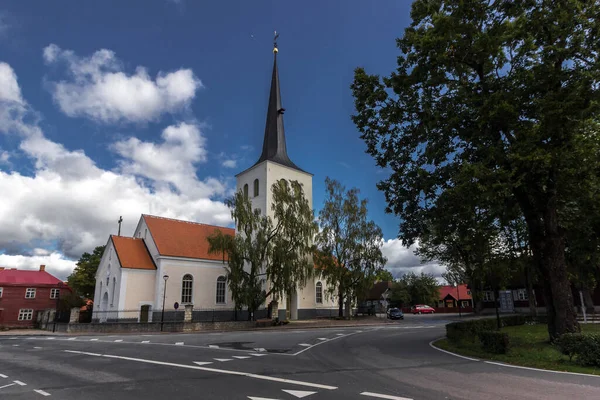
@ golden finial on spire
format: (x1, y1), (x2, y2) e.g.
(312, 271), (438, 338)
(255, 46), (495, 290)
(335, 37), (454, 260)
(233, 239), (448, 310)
(273, 30), (279, 53)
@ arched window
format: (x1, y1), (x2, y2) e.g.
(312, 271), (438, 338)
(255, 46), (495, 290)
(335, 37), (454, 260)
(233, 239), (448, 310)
(111, 277), (116, 306)
(316, 282), (323, 304)
(243, 184), (249, 198)
(253, 179), (259, 197)
(181, 274), (193, 304)
(216, 276), (226, 304)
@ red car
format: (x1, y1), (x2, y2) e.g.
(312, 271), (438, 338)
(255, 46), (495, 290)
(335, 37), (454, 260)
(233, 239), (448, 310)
(411, 305), (435, 314)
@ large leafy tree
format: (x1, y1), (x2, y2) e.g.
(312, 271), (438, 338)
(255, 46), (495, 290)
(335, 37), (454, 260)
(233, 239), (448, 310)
(352, 0), (600, 339)
(67, 245), (105, 299)
(315, 177), (387, 317)
(208, 179), (317, 320)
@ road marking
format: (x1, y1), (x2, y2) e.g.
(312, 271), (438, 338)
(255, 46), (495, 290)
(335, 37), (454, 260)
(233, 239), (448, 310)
(64, 350), (103, 357)
(13, 344), (19, 347)
(356, 330), (363, 333)
(34, 347), (43, 349)
(250, 353), (268, 357)
(232, 356), (251, 359)
(0, 383), (16, 390)
(254, 347), (266, 352)
(360, 392), (412, 400)
(71, 352), (337, 390)
(193, 361), (213, 366)
(214, 358), (233, 362)
(90, 339), (98, 341)
(317, 338), (327, 341)
(248, 397), (278, 400)
(34, 389), (51, 396)
(282, 389), (317, 398)
(67, 338), (77, 341)
(175, 342), (184, 346)
(0, 374), (7, 378)
(298, 344), (311, 347)
(428, 339), (479, 362)
(483, 360), (600, 378)
(292, 331), (364, 356)
(46, 337), (55, 340)
(114, 340), (123, 342)
(142, 341), (150, 344)
(336, 333), (344, 336)
(14, 380), (27, 386)
(208, 345), (219, 349)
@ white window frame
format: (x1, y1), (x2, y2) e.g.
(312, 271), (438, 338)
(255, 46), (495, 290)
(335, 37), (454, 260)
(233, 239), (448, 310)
(0, 287), (3, 298)
(25, 288), (36, 299)
(50, 288), (60, 299)
(216, 276), (226, 304)
(181, 274), (193, 304)
(316, 282), (323, 304)
(18, 309), (34, 321)
(483, 291), (494, 302)
(517, 289), (528, 301)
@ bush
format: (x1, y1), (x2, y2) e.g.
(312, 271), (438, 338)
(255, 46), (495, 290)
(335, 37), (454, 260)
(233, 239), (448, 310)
(556, 333), (600, 366)
(501, 315), (527, 327)
(479, 330), (510, 354)
(446, 318), (497, 344)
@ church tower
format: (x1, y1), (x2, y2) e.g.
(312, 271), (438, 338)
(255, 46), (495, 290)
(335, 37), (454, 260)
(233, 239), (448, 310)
(235, 35), (314, 320)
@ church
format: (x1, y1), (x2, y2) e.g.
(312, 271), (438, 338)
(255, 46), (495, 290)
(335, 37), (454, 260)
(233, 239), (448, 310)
(92, 41), (338, 322)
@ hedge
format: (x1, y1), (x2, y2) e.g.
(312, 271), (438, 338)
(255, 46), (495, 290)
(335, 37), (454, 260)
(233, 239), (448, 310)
(555, 333), (600, 366)
(478, 330), (510, 354)
(446, 315), (531, 344)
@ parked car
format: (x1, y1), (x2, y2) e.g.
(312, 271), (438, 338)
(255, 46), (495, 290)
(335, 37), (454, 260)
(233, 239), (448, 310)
(411, 305), (435, 314)
(386, 307), (404, 320)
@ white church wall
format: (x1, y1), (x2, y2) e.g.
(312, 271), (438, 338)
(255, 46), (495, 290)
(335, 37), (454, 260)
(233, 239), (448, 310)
(93, 238), (123, 321)
(265, 161), (313, 218)
(122, 269), (156, 312)
(236, 162), (268, 214)
(134, 217), (160, 260)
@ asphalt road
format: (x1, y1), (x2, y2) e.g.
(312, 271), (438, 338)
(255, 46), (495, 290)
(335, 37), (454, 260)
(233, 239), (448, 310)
(1, 315), (600, 399)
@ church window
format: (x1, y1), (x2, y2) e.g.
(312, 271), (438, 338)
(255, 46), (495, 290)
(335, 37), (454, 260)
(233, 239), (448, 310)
(181, 274), (193, 304)
(243, 184), (249, 198)
(253, 179), (259, 197)
(216, 276), (226, 304)
(316, 282), (323, 304)
(111, 278), (116, 306)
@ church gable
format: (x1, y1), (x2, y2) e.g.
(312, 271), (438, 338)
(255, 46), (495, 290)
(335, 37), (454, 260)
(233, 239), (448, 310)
(111, 235), (156, 270)
(143, 214), (234, 261)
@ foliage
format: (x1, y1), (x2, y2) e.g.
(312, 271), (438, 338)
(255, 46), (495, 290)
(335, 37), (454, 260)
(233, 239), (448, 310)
(375, 269), (394, 282)
(208, 179), (317, 319)
(351, 0), (600, 339)
(57, 291), (86, 312)
(478, 331), (510, 354)
(446, 316), (528, 344)
(67, 245), (105, 298)
(315, 177), (387, 317)
(392, 272), (439, 307)
(555, 333), (600, 366)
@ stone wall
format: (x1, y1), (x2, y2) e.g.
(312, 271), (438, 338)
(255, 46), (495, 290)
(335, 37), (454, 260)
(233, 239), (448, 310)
(48, 320), (258, 334)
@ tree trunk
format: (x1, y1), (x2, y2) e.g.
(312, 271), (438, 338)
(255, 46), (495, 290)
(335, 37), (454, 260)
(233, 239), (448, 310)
(345, 298), (352, 319)
(526, 262), (537, 317)
(338, 289), (344, 318)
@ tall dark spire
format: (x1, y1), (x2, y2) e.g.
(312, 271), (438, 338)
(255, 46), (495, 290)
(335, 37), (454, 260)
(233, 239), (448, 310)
(251, 32), (304, 172)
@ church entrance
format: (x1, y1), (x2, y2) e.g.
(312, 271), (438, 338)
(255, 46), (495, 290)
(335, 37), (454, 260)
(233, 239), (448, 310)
(100, 292), (109, 322)
(140, 305), (150, 323)
(285, 291), (298, 320)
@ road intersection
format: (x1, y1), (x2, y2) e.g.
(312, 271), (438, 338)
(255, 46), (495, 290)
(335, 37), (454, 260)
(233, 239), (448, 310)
(1, 316), (599, 399)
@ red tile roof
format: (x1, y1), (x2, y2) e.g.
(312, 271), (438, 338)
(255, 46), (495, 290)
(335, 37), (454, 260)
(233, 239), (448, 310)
(0, 268), (64, 286)
(143, 215), (235, 261)
(439, 284), (472, 301)
(111, 235), (156, 270)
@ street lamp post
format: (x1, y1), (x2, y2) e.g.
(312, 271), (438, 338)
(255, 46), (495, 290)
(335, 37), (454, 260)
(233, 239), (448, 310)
(161, 275), (169, 332)
(454, 282), (462, 318)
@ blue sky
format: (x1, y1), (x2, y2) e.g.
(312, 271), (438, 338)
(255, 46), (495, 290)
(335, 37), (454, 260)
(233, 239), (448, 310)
(0, 0), (443, 279)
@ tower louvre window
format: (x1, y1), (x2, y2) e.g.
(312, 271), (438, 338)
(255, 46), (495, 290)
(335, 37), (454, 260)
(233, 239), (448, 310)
(243, 184), (249, 199)
(254, 179), (259, 197)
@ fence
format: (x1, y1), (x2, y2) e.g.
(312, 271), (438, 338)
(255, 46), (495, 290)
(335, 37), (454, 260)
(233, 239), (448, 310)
(88, 307), (271, 324)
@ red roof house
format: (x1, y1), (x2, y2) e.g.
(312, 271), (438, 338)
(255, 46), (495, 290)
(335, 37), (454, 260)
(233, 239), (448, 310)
(438, 284), (473, 309)
(0, 265), (71, 328)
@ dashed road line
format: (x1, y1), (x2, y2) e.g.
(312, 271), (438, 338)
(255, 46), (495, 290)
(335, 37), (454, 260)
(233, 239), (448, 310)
(336, 333), (344, 336)
(232, 356), (251, 359)
(141, 341), (150, 344)
(14, 380), (27, 386)
(12, 344), (19, 347)
(34, 389), (51, 396)
(114, 340), (123, 343)
(0, 383), (16, 390)
(282, 389), (317, 398)
(360, 391), (412, 400)
(34, 347), (43, 349)
(214, 358), (233, 362)
(250, 353), (268, 357)
(193, 361), (213, 366)
(317, 338), (327, 341)
(0, 374), (7, 378)
(67, 338), (77, 341)
(90, 339), (98, 341)
(46, 338), (55, 340)
(254, 347), (266, 352)
(298, 343), (311, 347)
(175, 342), (184, 346)
(208, 345), (219, 349)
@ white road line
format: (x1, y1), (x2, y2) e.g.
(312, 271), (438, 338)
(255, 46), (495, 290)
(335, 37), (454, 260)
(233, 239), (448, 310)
(356, 330), (363, 333)
(114, 340), (123, 342)
(175, 342), (184, 346)
(67, 338), (77, 341)
(232, 356), (251, 359)
(254, 347), (266, 352)
(141, 341), (150, 344)
(292, 331), (364, 356)
(360, 391), (412, 400)
(298, 344), (311, 347)
(0, 383), (16, 390)
(282, 389), (317, 398)
(193, 361), (213, 366)
(97, 353), (337, 390)
(317, 338), (327, 341)
(249, 353), (268, 357)
(247, 397), (277, 400)
(14, 380), (27, 386)
(13, 344), (19, 347)
(0, 374), (7, 378)
(335, 333), (344, 336)
(90, 339), (98, 341)
(34, 389), (51, 396)
(46, 338), (55, 340)
(64, 350), (103, 357)
(484, 360), (600, 378)
(208, 345), (219, 349)
(427, 339), (479, 362)
(214, 358), (233, 362)
(34, 347), (42, 349)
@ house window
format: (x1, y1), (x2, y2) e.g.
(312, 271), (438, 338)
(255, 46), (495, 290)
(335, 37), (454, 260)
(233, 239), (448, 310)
(18, 309), (34, 321)
(181, 274), (193, 304)
(517, 289), (528, 301)
(467, 290), (471, 295)
(253, 179), (259, 197)
(483, 291), (494, 302)
(25, 288), (36, 299)
(316, 282), (323, 304)
(216, 276), (226, 304)
(243, 184), (249, 198)
(50, 288), (60, 299)
(0, 287), (3, 298)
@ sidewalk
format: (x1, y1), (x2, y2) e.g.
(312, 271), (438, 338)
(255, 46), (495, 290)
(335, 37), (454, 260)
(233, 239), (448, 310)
(0, 329), (67, 336)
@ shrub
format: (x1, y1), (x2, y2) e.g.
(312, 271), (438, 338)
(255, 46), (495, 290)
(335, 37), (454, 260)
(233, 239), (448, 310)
(555, 333), (600, 366)
(501, 315), (527, 327)
(479, 330), (510, 354)
(446, 318), (497, 344)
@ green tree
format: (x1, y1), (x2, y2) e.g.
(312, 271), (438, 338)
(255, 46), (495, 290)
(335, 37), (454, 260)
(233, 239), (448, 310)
(208, 179), (317, 320)
(389, 279), (411, 307)
(375, 269), (394, 282)
(315, 177), (387, 317)
(67, 245), (105, 298)
(351, 0), (600, 339)
(403, 272), (440, 307)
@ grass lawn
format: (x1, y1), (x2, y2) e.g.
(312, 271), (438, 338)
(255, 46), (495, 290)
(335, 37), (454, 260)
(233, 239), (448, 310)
(435, 323), (600, 375)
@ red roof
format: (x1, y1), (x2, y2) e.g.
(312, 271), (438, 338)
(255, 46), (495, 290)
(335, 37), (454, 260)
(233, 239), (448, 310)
(439, 284), (472, 301)
(111, 235), (156, 270)
(143, 215), (234, 261)
(0, 268), (64, 286)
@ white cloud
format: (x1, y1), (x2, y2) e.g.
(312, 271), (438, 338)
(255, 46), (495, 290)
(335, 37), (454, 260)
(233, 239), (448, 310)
(380, 238), (446, 280)
(222, 159), (237, 168)
(0, 61), (232, 277)
(43, 44), (202, 124)
(0, 62), (24, 104)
